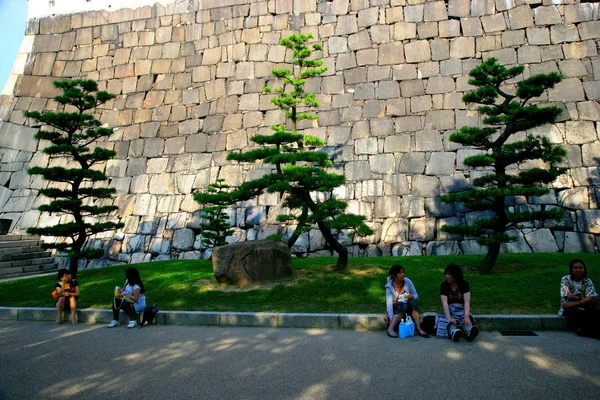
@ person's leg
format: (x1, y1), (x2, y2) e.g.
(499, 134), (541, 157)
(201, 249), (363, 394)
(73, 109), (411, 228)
(121, 302), (138, 321)
(447, 309), (463, 341)
(568, 307), (600, 337)
(56, 298), (65, 324)
(448, 321), (462, 341)
(590, 308), (600, 338)
(69, 297), (78, 324)
(112, 298), (122, 321)
(410, 310), (429, 336)
(405, 300), (428, 337)
(388, 313), (403, 337)
(388, 302), (408, 336)
(460, 315), (479, 342)
(564, 307), (588, 334)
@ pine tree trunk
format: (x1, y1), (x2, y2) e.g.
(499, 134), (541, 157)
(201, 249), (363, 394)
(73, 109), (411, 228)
(286, 205), (308, 249)
(69, 253), (79, 278)
(315, 219), (348, 271)
(480, 242), (500, 274)
(334, 247), (349, 271)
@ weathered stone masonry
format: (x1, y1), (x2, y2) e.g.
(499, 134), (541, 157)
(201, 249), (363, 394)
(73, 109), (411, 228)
(0, 0), (598, 268)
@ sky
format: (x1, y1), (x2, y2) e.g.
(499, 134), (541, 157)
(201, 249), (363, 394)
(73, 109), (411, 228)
(0, 0), (27, 92)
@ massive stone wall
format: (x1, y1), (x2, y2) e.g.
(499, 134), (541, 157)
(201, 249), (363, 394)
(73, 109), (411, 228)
(0, 0), (598, 267)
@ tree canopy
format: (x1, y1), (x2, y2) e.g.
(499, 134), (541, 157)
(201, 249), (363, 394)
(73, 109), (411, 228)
(441, 58), (566, 273)
(24, 79), (124, 277)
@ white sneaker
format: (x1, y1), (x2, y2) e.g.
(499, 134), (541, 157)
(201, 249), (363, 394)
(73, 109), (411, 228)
(107, 320), (119, 328)
(126, 321), (137, 329)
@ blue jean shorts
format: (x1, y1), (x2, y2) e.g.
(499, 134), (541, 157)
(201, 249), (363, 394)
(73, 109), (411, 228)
(394, 299), (419, 315)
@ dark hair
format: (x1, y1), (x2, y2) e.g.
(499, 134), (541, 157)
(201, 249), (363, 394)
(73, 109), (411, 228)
(569, 259), (587, 280)
(57, 269), (69, 280)
(388, 264), (405, 277)
(444, 264), (463, 282)
(125, 268), (145, 293)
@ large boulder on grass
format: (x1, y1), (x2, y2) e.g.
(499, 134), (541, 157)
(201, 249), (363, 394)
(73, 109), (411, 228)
(212, 240), (293, 285)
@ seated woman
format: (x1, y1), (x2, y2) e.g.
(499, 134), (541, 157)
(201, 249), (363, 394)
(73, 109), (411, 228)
(385, 264), (430, 338)
(439, 264), (478, 342)
(107, 267), (146, 329)
(559, 259), (599, 338)
(54, 269), (79, 325)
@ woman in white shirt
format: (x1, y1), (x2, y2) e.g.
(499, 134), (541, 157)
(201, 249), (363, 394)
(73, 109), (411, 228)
(560, 259), (599, 338)
(107, 268), (147, 329)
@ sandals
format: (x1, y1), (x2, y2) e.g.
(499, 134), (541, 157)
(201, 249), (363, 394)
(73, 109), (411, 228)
(71, 321), (79, 325)
(387, 331), (398, 338)
(55, 321), (63, 326)
(418, 332), (431, 338)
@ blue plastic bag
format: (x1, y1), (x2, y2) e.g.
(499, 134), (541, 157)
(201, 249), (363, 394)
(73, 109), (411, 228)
(399, 316), (415, 338)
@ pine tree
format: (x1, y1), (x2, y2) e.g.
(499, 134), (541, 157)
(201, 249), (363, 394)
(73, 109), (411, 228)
(24, 79), (124, 278)
(194, 178), (235, 250)
(201, 33), (372, 270)
(441, 58), (566, 273)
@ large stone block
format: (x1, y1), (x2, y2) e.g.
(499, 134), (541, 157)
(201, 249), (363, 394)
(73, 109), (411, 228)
(565, 121), (597, 144)
(424, 2), (448, 21)
(0, 123), (38, 153)
(534, 6), (562, 26)
(409, 218), (435, 241)
(450, 37), (475, 59)
(173, 228), (195, 251)
(525, 229), (559, 253)
(576, 210), (600, 234)
(398, 151), (426, 173)
(405, 40), (431, 63)
(378, 42), (405, 65)
(425, 152), (456, 176)
(212, 240), (293, 285)
(426, 241), (460, 256)
(370, 154), (395, 175)
(507, 5), (534, 30)
(425, 76), (455, 94)
(563, 232), (595, 253)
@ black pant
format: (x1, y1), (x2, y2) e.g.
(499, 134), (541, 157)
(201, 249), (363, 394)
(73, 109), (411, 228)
(112, 298), (137, 321)
(564, 305), (600, 337)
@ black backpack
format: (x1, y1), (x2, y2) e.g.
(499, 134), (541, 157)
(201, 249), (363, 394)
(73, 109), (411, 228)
(140, 304), (159, 327)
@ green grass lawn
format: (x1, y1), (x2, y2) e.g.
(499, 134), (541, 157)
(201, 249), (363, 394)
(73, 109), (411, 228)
(0, 253), (598, 315)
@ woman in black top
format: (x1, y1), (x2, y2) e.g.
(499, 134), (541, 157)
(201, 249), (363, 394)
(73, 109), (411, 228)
(440, 264), (478, 342)
(54, 269), (79, 325)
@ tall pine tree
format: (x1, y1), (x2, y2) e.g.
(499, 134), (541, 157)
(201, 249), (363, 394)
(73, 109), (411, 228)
(24, 79), (124, 277)
(441, 58), (566, 273)
(200, 33), (372, 270)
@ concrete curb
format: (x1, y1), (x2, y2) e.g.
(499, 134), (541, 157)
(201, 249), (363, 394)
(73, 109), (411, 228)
(0, 307), (570, 331)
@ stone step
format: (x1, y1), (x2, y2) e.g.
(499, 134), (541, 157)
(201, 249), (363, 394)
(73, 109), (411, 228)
(0, 257), (55, 269)
(0, 235), (40, 242)
(0, 263), (58, 279)
(0, 246), (44, 257)
(0, 240), (40, 249)
(0, 251), (53, 262)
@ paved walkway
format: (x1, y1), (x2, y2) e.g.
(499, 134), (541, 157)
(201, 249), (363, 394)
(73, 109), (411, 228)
(1, 321), (599, 400)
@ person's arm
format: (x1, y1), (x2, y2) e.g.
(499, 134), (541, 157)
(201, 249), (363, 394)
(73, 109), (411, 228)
(56, 283), (66, 296)
(560, 277), (578, 302)
(386, 287), (395, 320)
(463, 292), (472, 326)
(405, 279), (418, 301)
(582, 279), (598, 303)
(129, 287), (141, 302)
(441, 295), (456, 324)
(561, 278), (592, 308)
